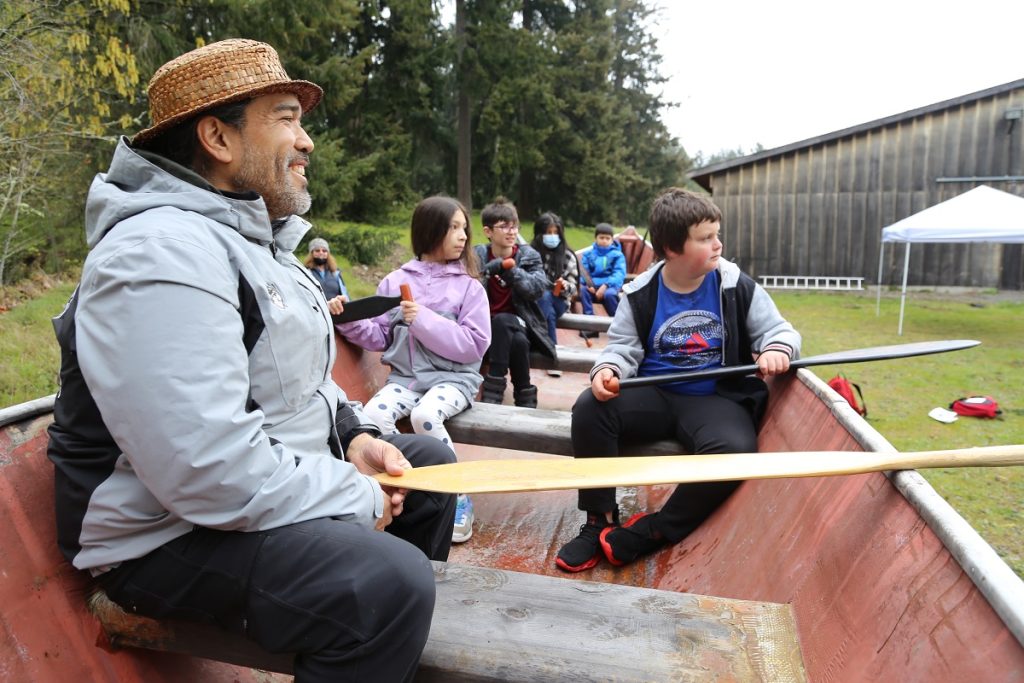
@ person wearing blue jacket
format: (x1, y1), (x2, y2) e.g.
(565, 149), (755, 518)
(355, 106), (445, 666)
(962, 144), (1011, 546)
(45, 40), (454, 683)
(579, 222), (627, 317)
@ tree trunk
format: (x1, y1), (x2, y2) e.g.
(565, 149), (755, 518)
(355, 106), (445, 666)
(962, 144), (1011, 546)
(455, 0), (471, 211)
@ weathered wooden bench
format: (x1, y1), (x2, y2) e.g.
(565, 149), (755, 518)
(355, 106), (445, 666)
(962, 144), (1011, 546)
(529, 345), (600, 373)
(445, 402), (682, 456)
(89, 561), (806, 682)
(554, 312), (612, 333)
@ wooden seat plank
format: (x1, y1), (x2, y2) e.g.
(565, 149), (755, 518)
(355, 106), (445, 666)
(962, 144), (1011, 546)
(554, 313), (612, 332)
(530, 346), (600, 373)
(444, 402), (682, 456)
(90, 562), (806, 682)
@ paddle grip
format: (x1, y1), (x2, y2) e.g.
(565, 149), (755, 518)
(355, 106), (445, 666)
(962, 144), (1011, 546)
(603, 375), (620, 395)
(400, 284), (413, 302)
(552, 279), (563, 297)
(502, 258), (516, 270)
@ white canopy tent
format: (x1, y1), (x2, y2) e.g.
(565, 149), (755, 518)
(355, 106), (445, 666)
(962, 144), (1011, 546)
(876, 185), (1024, 334)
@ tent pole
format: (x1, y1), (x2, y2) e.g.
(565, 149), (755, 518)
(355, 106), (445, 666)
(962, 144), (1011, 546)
(876, 242), (886, 316)
(898, 243), (911, 336)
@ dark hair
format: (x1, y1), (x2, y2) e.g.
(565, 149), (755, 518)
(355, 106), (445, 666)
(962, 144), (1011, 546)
(481, 196), (518, 228)
(134, 99), (250, 170)
(531, 212), (568, 282)
(594, 222), (614, 237)
(648, 188), (722, 260)
(411, 195), (478, 277)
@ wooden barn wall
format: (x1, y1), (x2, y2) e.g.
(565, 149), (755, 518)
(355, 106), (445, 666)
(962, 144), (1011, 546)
(708, 88), (1024, 289)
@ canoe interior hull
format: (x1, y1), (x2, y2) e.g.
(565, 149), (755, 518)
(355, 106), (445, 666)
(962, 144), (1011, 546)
(0, 328), (1020, 681)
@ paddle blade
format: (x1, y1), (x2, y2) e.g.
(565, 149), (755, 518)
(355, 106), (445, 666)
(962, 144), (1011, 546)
(331, 294), (402, 324)
(795, 339), (980, 366)
(375, 445), (1024, 494)
(618, 338), (981, 390)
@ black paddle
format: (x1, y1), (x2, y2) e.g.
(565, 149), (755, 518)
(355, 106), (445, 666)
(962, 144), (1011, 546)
(605, 339), (980, 393)
(331, 284), (412, 324)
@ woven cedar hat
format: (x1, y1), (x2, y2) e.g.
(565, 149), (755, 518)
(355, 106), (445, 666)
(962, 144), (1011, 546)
(133, 39), (323, 146)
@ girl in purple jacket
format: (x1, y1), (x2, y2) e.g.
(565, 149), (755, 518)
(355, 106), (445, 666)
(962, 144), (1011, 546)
(337, 196), (491, 542)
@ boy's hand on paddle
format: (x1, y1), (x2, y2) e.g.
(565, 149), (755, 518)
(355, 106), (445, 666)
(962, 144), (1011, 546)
(400, 300), (419, 324)
(595, 284), (607, 301)
(326, 295), (347, 316)
(754, 349), (791, 377)
(592, 367), (619, 402)
(346, 433), (410, 525)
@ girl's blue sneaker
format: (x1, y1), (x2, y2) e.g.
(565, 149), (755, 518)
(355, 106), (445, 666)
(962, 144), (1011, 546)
(452, 493), (474, 543)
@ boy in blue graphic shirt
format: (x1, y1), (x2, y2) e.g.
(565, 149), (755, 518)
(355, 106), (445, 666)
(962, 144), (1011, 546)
(556, 188), (801, 573)
(579, 222), (626, 317)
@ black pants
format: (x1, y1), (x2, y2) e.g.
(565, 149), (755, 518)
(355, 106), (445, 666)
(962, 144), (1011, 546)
(99, 434), (456, 683)
(487, 312), (532, 388)
(571, 386), (758, 543)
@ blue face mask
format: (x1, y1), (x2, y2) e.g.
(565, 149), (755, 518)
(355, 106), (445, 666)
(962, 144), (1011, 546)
(542, 234), (561, 249)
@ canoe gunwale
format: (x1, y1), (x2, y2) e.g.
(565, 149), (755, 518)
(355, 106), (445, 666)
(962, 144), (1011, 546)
(797, 368), (1024, 647)
(4, 378), (1022, 648)
(0, 394), (54, 429)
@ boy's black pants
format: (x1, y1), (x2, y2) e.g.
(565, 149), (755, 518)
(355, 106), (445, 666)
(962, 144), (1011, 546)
(486, 312), (532, 388)
(99, 434), (456, 683)
(571, 385), (758, 542)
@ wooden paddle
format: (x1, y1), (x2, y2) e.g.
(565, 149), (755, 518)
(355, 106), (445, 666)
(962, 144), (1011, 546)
(604, 339), (980, 393)
(375, 445), (1024, 494)
(332, 284), (413, 324)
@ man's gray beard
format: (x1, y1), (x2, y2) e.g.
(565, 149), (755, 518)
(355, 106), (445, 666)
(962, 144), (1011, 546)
(276, 187), (312, 218)
(233, 150), (311, 219)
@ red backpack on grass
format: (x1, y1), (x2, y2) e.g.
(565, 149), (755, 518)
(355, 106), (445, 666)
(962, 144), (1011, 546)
(828, 374), (866, 416)
(949, 396), (1002, 418)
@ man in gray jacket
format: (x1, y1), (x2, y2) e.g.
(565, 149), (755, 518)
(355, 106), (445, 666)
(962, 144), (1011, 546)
(46, 39), (455, 682)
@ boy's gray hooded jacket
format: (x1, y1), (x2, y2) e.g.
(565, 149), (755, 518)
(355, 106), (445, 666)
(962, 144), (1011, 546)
(47, 139), (385, 572)
(594, 258), (801, 420)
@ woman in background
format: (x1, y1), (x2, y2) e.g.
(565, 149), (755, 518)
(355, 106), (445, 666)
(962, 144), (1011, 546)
(305, 237), (349, 302)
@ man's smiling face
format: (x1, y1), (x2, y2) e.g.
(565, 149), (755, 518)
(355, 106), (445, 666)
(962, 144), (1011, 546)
(229, 92), (315, 219)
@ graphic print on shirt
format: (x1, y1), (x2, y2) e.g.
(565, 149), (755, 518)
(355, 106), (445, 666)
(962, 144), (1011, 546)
(652, 309), (723, 371)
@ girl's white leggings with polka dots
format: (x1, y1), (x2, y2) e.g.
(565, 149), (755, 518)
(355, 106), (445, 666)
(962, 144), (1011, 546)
(362, 382), (469, 453)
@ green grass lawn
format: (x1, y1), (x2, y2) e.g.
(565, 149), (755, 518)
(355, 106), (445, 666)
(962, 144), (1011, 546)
(2, 249), (1020, 577)
(0, 282), (76, 408)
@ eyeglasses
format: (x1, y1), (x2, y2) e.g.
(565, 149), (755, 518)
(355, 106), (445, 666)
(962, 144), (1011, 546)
(491, 222), (519, 233)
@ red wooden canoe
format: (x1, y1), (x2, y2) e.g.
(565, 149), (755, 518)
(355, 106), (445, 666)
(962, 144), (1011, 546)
(2, 325), (1022, 681)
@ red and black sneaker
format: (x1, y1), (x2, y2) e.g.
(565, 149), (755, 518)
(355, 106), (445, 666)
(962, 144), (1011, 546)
(599, 512), (668, 566)
(555, 512), (618, 572)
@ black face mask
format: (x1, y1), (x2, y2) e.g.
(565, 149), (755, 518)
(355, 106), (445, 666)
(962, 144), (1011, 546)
(313, 257), (328, 266)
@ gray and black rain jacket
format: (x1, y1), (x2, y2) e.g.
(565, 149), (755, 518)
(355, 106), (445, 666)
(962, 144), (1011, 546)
(48, 139), (384, 572)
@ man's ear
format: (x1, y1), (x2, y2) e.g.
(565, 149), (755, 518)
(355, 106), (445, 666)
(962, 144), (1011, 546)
(195, 115), (239, 165)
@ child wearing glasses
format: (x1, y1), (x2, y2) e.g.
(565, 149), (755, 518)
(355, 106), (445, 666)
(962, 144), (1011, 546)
(473, 197), (556, 407)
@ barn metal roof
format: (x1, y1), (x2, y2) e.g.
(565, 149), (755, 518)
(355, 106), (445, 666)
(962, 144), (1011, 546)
(688, 77), (1024, 191)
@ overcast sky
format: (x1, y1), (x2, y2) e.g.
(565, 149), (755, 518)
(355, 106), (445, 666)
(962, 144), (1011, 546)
(649, 0), (1024, 159)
